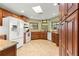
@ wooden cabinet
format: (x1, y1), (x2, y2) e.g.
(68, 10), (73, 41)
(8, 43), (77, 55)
(59, 3), (79, 21)
(0, 9), (3, 25)
(0, 8), (28, 26)
(31, 32), (47, 40)
(66, 11), (78, 56)
(0, 9), (12, 26)
(2, 10), (12, 18)
(52, 33), (55, 43)
(52, 32), (59, 46)
(0, 45), (16, 56)
(0, 35), (6, 40)
(67, 3), (78, 16)
(59, 3), (79, 56)
(61, 22), (66, 56)
(19, 16), (28, 22)
(59, 3), (67, 21)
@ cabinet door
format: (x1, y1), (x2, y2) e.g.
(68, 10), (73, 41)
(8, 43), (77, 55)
(61, 22), (66, 56)
(59, 24), (62, 55)
(0, 35), (6, 40)
(66, 11), (78, 56)
(59, 3), (67, 21)
(3, 10), (12, 18)
(0, 9), (3, 25)
(67, 3), (78, 16)
(59, 21), (66, 56)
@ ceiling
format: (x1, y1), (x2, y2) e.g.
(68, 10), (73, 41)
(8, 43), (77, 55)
(0, 3), (59, 20)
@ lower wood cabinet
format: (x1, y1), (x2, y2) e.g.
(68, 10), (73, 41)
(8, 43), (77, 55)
(0, 35), (6, 40)
(31, 32), (47, 40)
(52, 32), (59, 46)
(0, 45), (16, 56)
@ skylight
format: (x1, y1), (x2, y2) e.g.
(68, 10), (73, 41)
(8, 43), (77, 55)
(32, 6), (43, 14)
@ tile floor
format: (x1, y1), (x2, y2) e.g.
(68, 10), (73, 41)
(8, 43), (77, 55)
(17, 39), (59, 56)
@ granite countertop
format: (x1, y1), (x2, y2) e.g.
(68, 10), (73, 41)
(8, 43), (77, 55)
(0, 39), (17, 51)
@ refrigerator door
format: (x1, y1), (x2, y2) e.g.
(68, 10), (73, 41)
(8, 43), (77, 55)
(17, 20), (24, 48)
(3, 16), (24, 48)
(47, 32), (52, 41)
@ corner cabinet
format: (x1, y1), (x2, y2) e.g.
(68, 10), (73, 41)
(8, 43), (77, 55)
(59, 3), (79, 56)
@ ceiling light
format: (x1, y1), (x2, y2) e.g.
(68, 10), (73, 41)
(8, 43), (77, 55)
(53, 3), (58, 6)
(32, 6), (43, 14)
(21, 10), (24, 13)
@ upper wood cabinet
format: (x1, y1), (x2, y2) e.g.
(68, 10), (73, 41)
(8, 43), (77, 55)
(67, 3), (78, 16)
(0, 8), (29, 26)
(59, 3), (79, 21)
(59, 3), (79, 56)
(0, 9), (12, 26)
(2, 10), (12, 18)
(0, 9), (3, 25)
(19, 15), (28, 22)
(59, 3), (67, 21)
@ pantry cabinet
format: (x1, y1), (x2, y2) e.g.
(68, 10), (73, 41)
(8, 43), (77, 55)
(59, 3), (79, 56)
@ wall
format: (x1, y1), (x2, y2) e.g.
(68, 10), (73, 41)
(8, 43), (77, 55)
(29, 16), (59, 32)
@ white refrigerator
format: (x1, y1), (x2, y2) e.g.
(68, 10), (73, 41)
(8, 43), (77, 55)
(3, 16), (24, 48)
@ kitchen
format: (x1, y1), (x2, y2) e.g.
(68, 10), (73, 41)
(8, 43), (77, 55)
(0, 3), (59, 56)
(0, 3), (79, 56)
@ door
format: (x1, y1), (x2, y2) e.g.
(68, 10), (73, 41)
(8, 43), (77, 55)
(59, 21), (66, 56)
(66, 11), (78, 56)
(61, 22), (66, 56)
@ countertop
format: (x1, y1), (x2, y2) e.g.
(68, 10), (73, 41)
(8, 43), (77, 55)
(0, 33), (6, 36)
(0, 39), (17, 51)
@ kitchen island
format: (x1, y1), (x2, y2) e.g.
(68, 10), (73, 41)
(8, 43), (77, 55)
(0, 39), (17, 56)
